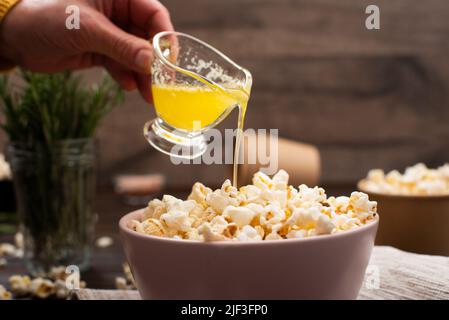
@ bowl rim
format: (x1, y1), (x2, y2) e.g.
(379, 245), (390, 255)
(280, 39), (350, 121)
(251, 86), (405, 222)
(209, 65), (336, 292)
(119, 208), (379, 247)
(357, 179), (449, 199)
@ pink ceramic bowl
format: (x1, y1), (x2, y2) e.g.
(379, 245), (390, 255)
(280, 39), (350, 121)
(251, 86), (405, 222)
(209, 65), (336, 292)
(119, 209), (378, 300)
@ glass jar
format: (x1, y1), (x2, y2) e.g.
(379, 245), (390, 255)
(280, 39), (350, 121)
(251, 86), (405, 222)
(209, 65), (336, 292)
(7, 139), (96, 276)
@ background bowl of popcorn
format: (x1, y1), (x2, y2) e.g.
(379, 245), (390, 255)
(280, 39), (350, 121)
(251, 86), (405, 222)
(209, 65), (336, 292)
(358, 163), (449, 256)
(120, 171), (378, 300)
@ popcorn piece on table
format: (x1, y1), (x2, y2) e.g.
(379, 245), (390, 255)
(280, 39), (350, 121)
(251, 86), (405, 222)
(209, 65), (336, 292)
(0, 238), (24, 259)
(0, 154), (11, 180)
(30, 278), (55, 299)
(122, 262), (136, 288)
(9, 275), (31, 297)
(48, 266), (67, 281)
(8, 269), (86, 300)
(0, 285), (12, 300)
(0, 243), (16, 256)
(14, 232), (24, 250)
(54, 280), (69, 299)
(115, 262), (137, 290)
(95, 236), (114, 248)
(115, 277), (129, 290)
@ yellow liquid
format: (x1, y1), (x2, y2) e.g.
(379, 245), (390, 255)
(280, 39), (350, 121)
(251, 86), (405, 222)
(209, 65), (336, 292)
(152, 84), (249, 187)
(153, 85), (247, 131)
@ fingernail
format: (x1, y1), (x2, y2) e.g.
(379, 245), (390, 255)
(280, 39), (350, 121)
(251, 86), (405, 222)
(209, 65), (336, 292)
(135, 49), (152, 73)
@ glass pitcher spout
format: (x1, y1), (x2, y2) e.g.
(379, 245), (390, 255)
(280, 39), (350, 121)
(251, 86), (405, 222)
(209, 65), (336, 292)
(145, 31), (253, 159)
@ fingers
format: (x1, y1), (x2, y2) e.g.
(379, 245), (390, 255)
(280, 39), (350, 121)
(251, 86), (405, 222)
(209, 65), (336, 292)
(135, 72), (153, 103)
(146, 1), (174, 36)
(86, 1), (173, 101)
(89, 15), (153, 74)
(92, 54), (151, 101)
(128, 25), (149, 40)
(103, 58), (137, 91)
(101, 56), (153, 102)
(128, 0), (174, 36)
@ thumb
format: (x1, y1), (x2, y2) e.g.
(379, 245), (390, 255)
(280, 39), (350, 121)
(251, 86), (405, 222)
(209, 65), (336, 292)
(89, 16), (153, 74)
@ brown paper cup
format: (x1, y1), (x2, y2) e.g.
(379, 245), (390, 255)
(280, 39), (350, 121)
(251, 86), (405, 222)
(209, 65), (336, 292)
(358, 180), (449, 256)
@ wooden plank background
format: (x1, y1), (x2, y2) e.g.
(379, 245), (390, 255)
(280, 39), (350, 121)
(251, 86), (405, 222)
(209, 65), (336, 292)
(1, 0), (449, 189)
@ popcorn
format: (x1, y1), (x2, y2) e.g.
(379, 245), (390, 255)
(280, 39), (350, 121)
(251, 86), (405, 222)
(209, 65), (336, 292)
(198, 223), (226, 241)
(240, 185), (263, 204)
(222, 223), (239, 238)
(143, 199), (165, 220)
(316, 214), (335, 235)
(362, 163), (449, 195)
(0, 243), (16, 256)
(185, 228), (202, 241)
(223, 206), (255, 227)
(54, 280), (69, 299)
(236, 225), (262, 241)
(327, 196), (350, 214)
(14, 232), (24, 250)
(206, 179), (242, 213)
(286, 229), (307, 239)
(48, 266), (67, 281)
(115, 277), (129, 290)
(7, 269), (86, 300)
(122, 262), (136, 288)
(138, 218), (166, 237)
(115, 262), (137, 290)
(265, 231), (283, 240)
(132, 170), (377, 241)
(252, 171), (273, 191)
(332, 214), (360, 231)
(30, 278), (55, 299)
(206, 192), (231, 213)
(9, 275), (31, 296)
(160, 210), (192, 232)
(95, 236), (114, 248)
(349, 192), (377, 221)
(297, 184), (327, 204)
(188, 182), (212, 206)
(0, 285), (12, 300)
(272, 169), (289, 190)
(0, 154), (11, 181)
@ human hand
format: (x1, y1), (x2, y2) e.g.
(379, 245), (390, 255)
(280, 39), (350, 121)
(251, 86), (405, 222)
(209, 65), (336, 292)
(0, 0), (174, 102)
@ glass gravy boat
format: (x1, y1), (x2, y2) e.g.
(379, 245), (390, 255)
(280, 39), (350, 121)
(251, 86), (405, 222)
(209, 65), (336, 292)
(144, 31), (252, 159)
